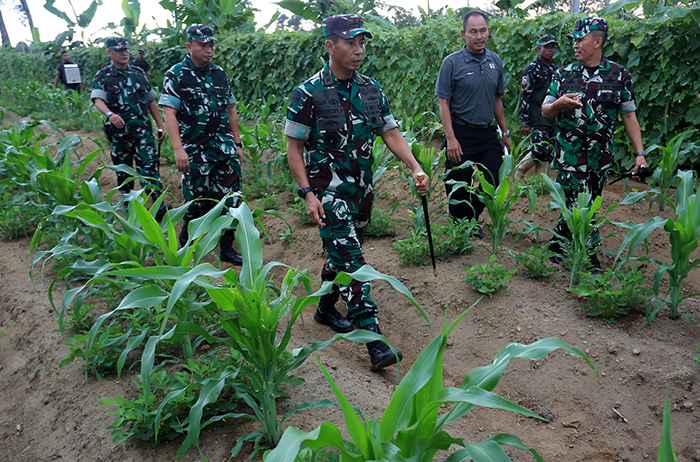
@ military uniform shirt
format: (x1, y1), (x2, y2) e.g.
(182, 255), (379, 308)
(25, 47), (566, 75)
(285, 62), (397, 198)
(91, 64), (157, 137)
(544, 56), (636, 172)
(159, 55), (237, 163)
(521, 58), (558, 128)
(435, 47), (504, 125)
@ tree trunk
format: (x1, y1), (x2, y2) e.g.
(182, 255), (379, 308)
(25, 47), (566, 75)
(18, 0), (35, 31)
(0, 9), (10, 48)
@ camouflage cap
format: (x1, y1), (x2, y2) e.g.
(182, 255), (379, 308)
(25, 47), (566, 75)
(105, 37), (129, 51)
(536, 34), (557, 46)
(187, 24), (217, 43)
(322, 14), (373, 40)
(137, 49), (145, 53)
(567, 17), (608, 39)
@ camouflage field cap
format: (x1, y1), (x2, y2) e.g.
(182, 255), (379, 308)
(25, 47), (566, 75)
(137, 49), (145, 53)
(187, 24), (217, 43)
(567, 17), (608, 39)
(106, 37), (129, 51)
(322, 14), (373, 39)
(536, 34), (557, 46)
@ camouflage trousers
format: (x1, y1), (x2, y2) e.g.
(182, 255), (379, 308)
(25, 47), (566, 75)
(107, 129), (163, 197)
(553, 169), (608, 248)
(182, 157), (241, 222)
(318, 192), (378, 329)
(529, 125), (555, 163)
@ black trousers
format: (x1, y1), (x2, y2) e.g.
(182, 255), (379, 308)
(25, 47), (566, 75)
(444, 123), (503, 221)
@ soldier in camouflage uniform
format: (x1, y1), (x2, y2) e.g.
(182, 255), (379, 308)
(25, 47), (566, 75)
(515, 35), (558, 179)
(160, 25), (244, 266)
(286, 14), (429, 371)
(542, 17), (648, 269)
(91, 37), (168, 218)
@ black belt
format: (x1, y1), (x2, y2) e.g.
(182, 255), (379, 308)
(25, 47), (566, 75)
(453, 118), (492, 129)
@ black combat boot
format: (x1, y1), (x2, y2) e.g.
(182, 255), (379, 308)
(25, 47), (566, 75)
(363, 324), (402, 372)
(220, 230), (243, 266)
(313, 285), (353, 333)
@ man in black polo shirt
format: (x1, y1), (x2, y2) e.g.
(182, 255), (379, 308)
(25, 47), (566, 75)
(435, 11), (511, 224)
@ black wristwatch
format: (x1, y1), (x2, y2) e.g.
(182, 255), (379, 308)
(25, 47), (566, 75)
(297, 186), (313, 199)
(235, 141), (242, 148)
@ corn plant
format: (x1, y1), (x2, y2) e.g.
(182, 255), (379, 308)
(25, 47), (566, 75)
(403, 140), (448, 231)
(650, 170), (700, 321)
(476, 155), (536, 255)
(266, 310), (597, 462)
(128, 202), (429, 458)
(649, 129), (696, 211)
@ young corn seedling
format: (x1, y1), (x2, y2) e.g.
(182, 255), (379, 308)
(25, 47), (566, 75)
(476, 155), (535, 255)
(650, 170), (700, 322)
(123, 202), (429, 458)
(266, 309), (597, 462)
(649, 129), (696, 211)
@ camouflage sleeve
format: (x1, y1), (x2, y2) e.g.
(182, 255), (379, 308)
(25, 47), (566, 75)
(284, 86), (313, 141)
(543, 68), (562, 106)
(158, 69), (181, 111)
(520, 65), (534, 126)
(224, 72), (236, 109)
(138, 68), (158, 103)
(618, 67), (636, 114)
(90, 70), (108, 102)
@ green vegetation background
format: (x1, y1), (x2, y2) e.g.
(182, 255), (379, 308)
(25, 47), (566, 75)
(1, 12), (698, 165)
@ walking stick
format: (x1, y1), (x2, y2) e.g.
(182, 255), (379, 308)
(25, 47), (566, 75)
(416, 172), (437, 278)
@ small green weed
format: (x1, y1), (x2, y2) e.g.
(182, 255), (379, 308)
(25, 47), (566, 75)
(568, 266), (650, 322)
(517, 174), (548, 195)
(289, 197), (313, 225)
(462, 255), (517, 297)
(513, 243), (556, 279)
(394, 218), (477, 266)
(367, 202), (398, 237)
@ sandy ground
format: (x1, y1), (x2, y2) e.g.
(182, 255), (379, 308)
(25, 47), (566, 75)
(1, 115), (699, 462)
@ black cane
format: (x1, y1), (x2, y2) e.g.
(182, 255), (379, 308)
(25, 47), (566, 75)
(416, 172), (437, 278)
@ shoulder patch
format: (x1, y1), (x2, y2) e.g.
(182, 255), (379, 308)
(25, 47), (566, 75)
(289, 88), (303, 105)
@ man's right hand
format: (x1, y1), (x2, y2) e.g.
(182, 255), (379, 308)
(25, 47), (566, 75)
(108, 113), (125, 129)
(174, 147), (190, 172)
(446, 137), (463, 163)
(557, 93), (583, 110)
(521, 126), (530, 136)
(305, 193), (326, 227)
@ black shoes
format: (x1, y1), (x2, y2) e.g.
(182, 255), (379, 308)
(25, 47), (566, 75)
(220, 247), (243, 266)
(363, 324), (402, 372)
(314, 307), (354, 333)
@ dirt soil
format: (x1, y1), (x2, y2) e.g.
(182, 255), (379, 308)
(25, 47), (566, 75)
(1, 115), (699, 462)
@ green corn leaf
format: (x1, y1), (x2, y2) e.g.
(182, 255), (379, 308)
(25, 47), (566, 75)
(176, 369), (239, 458)
(315, 355), (373, 458)
(266, 422), (350, 462)
(658, 390), (678, 462)
(440, 338), (596, 426)
(230, 202), (263, 287)
(115, 328), (148, 379)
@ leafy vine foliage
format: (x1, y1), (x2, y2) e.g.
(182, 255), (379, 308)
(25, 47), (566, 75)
(1, 13), (698, 164)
